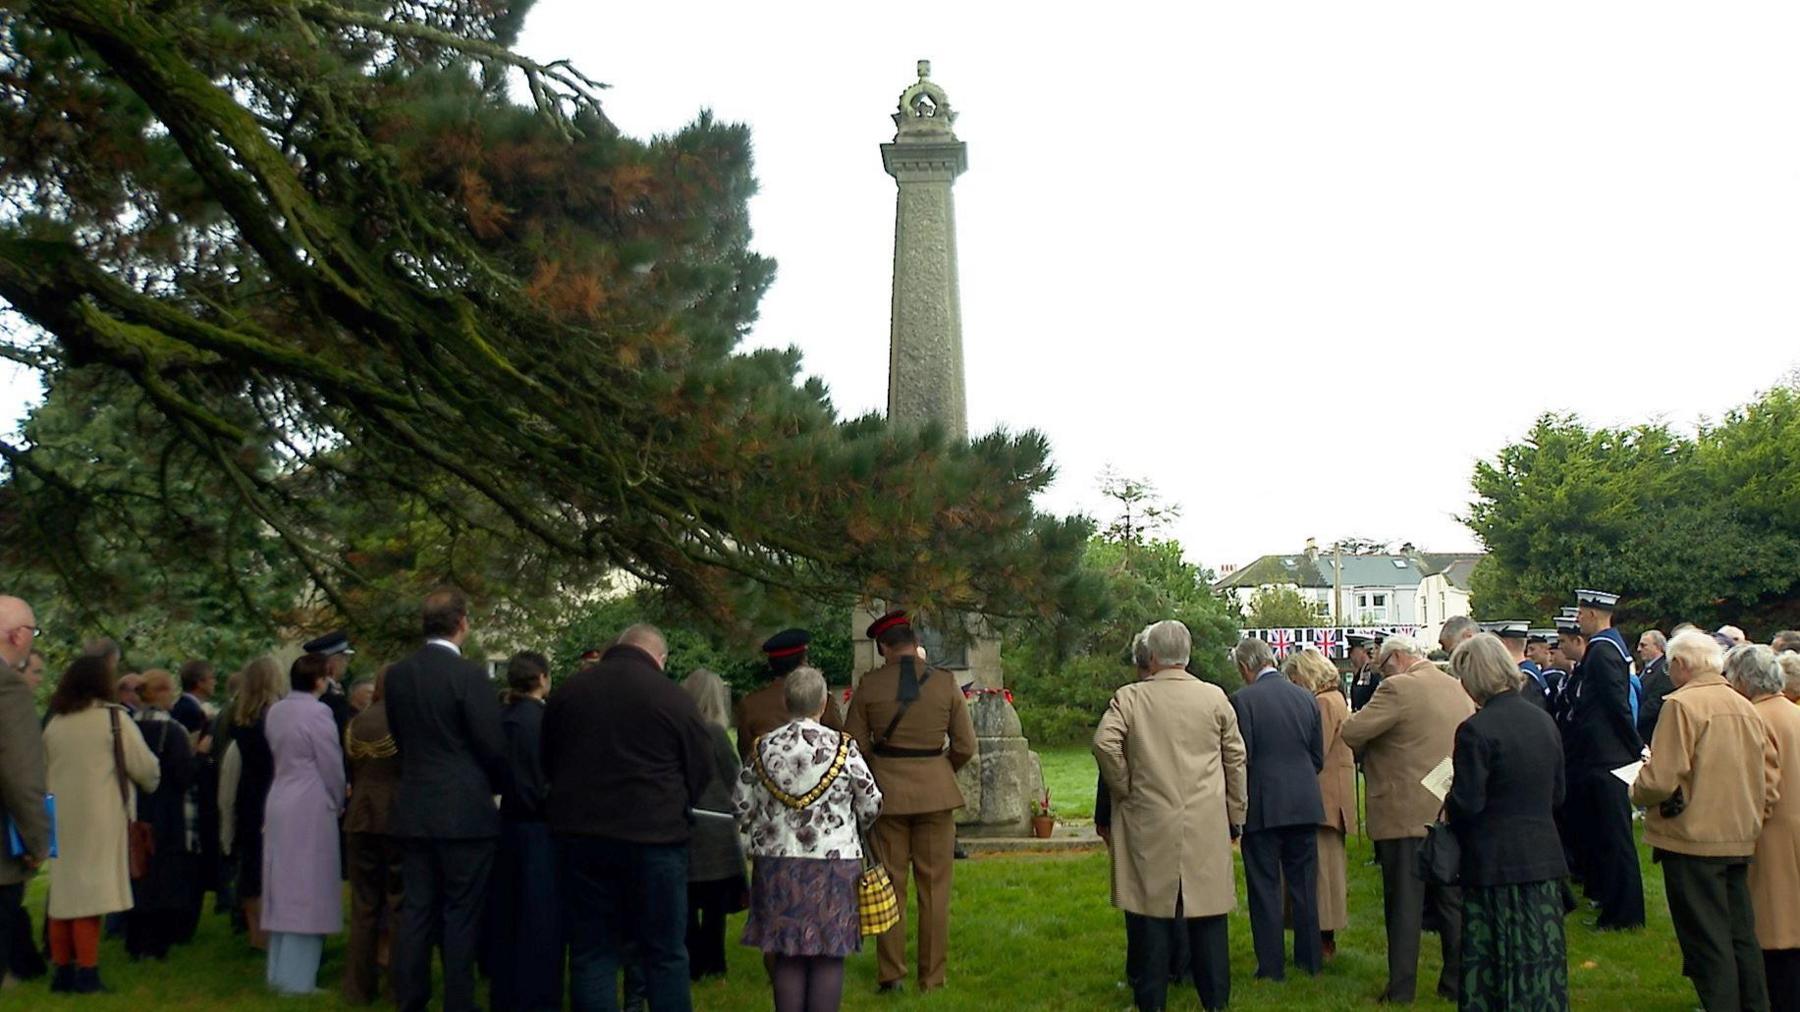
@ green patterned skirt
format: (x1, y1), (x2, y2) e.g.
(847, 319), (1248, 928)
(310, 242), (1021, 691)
(1459, 880), (1570, 1012)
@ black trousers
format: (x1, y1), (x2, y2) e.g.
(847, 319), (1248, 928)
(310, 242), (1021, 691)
(1242, 824), (1322, 980)
(1124, 897), (1228, 1012)
(394, 836), (497, 1012)
(685, 878), (736, 981)
(1767, 949), (1800, 1012)
(1575, 768), (1646, 928)
(1374, 836), (1463, 1003)
(1660, 852), (1768, 1012)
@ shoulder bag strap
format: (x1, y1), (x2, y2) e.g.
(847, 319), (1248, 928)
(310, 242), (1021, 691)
(109, 707), (132, 815)
(753, 732), (851, 811)
(874, 658), (930, 749)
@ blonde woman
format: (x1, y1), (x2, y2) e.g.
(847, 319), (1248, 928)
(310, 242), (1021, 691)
(224, 656), (286, 950)
(1282, 647), (1356, 960)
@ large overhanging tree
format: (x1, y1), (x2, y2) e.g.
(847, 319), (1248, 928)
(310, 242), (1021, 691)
(0, 0), (1090, 652)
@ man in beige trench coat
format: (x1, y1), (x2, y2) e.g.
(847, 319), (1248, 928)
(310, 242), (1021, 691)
(1095, 619), (1247, 1012)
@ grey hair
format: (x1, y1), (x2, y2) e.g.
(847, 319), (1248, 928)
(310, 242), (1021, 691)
(783, 666), (828, 718)
(680, 668), (731, 729)
(1667, 629), (1723, 678)
(1640, 629), (1668, 653)
(1439, 615), (1479, 646)
(1773, 630), (1800, 655)
(1449, 633), (1522, 705)
(1130, 630), (1154, 671)
(1143, 620), (1191, 669)
(617, 623), (667, 659)
(1376, 634), (1425, 668)
(1231, 637), (1275, 674)
(1779, 653), (1800, 702)
(1724, 644), (1784, 698)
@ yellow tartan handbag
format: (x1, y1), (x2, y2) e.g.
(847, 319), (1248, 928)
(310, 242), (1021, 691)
(857, 846), (900, 936)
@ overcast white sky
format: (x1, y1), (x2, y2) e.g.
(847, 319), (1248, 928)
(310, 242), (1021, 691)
(7, 2), (1798, 573)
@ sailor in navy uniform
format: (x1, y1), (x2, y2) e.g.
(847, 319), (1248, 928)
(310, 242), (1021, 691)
(1527, 630), (1562, 704)
(1484, 621), (1550, 710)
(1347, 633), (1382, 712)
(302, 629), (356, 733)
(1563, 590), (1646, 929)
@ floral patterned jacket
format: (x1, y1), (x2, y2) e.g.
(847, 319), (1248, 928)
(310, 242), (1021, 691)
(734, 718), (882, 860)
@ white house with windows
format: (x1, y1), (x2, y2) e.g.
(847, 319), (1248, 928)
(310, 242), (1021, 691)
(1214, 546), (1485, 631)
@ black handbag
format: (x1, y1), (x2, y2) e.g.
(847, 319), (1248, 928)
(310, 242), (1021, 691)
(1417, 809), (1460, 887)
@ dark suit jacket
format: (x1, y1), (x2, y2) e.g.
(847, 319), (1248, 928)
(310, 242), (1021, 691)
(1637, 655), (1673, 745)
(383, 642), (506, 840)
(170, 694), (209, 736)
(1230, 669), (1325, 832)
(542, 644), (711, 844)
(1446, 690), (1568, 886)
(1565, 629), (1641, 770)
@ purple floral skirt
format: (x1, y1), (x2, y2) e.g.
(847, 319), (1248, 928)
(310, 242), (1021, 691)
(741, 856), (863, 958)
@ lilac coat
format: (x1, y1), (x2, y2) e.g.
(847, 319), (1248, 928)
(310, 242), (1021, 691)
(261, 691), (346, 935)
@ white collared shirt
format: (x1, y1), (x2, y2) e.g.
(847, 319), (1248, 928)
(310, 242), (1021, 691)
(425, 638), (461, 656)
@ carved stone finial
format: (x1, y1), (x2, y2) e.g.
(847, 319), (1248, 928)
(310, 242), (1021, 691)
(893, 59), (956, 135)
(917, 59), (931, 80)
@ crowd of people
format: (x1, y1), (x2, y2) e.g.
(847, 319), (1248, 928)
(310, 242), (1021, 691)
(3, 583), (1800, 1011)
(1094, 592), (1800, 1012)
(0, 592), (971, 1012)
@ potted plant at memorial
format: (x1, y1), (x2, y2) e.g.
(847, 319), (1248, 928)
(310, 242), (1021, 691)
(1030, 789), (1055, 838)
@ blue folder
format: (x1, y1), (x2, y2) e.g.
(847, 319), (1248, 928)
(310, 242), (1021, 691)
(5, 793), (56, 860)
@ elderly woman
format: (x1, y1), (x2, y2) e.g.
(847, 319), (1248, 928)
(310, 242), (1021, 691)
(261, 653), (346, 995)
(1780, 652), (1800, 705)
(126, 669), (203, 961)
(1725, 644), (1800, 1011)
(488, 651), (564, 1012)
(682, 667), (747, 982)
(343, 665), (403, 1004)
(734, 666), (882, 1012)
(1633, 631), (1779, 1012)
(1282, 646), (1355, 960)
(43, 655), (161, 993)
(1444, 633), (1569, 1012)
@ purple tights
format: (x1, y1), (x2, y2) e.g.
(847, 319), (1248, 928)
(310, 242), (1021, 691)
(769, 954), (845, 1012)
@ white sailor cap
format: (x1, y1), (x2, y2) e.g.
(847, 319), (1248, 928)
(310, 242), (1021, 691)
(1482, 621), (1530, 639)
(1574, 589), (1620, 611)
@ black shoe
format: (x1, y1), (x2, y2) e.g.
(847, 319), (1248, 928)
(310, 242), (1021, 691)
(877, 981), (903, 994)
(953, 844), (968, 860)
(48, 965), (74, 993)
(72, 967), (107, 994)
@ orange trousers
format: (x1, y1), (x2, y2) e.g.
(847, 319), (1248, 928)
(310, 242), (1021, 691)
(48, 916), (100, 967)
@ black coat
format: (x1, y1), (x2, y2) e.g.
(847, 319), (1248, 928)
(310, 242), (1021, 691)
(1350, 665), (1382, 712)
(1445, 691), (1569, 887)
(1230, 669), (1325, 832)
(1564, 630), (1641, 770)
(499, 698), (549, 823)
(133, 714), (199, 911)
(384, 642), (507, 840)
(1637, 655), (1673, 745)
(541, 645), (711, 845)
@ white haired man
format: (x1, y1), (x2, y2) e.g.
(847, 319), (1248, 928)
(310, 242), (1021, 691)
(1638, 628), (1672, 743)
(1438, 615), (1479, 657)
(1341, 633), (1474, 1004)
(1095, 620), (1246, 1012)
(1633, 633), (1777, 1011)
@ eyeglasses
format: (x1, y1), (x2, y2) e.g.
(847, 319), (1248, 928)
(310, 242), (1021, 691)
(5, 625), (40, 638)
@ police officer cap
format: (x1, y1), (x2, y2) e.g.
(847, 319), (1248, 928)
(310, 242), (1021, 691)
(761, 628), (811, 659)
(302, 630), (354, 656)
(865, 610), (910, 639)
(1345, 632), (1376, 649)
(1574, 589), (1620, 611)
(1483, 621), (1530, 639)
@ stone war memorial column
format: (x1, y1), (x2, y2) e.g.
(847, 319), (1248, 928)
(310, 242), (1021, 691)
(851, 61), (1042, 837)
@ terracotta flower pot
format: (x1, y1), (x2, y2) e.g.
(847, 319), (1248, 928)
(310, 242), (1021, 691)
(1030, 815), (1055, 839)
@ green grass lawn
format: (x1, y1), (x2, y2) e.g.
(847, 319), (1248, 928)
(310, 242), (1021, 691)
(1037, 745), (1098, 820)
(16, 807), (1702, 1010)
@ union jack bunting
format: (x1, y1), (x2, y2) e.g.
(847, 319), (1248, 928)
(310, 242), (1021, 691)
(1269, 628), (1294, 656)
(1238, 626), (1421, 660)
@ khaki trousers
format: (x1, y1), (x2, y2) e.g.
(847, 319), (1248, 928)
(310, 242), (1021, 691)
(871, 809), (955, 989)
